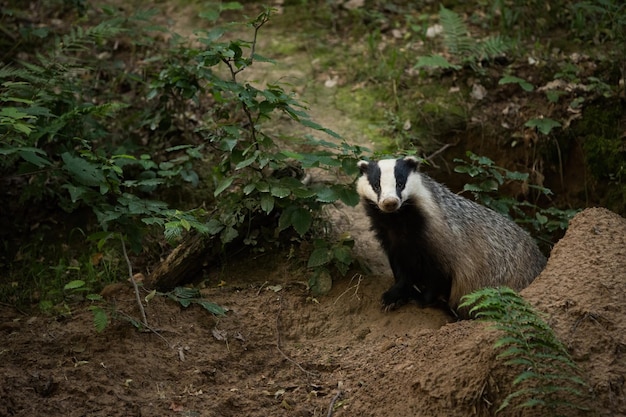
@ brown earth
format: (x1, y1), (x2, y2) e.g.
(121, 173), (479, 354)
(1, 206), (625, 417)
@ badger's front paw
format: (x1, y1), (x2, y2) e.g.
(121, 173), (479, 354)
(381, 286), (408, 311)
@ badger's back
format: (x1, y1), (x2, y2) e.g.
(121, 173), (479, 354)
(419, 173), (546, 310)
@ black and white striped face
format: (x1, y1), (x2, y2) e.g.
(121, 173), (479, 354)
(356, 156), (421, 213)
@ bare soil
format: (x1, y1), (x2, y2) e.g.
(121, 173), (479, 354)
(2, 206), (625, 417)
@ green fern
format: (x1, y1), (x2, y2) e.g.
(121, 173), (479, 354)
(460, 287), (590, 414)
(56, 21), (126, 54)
(89, 305), (109, 333)
(417, 6), (510, 73)
(439, 5), (474, 56)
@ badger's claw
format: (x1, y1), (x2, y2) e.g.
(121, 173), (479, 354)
(381, 287), (409, 311)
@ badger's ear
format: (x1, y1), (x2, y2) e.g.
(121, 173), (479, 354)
(357, 160), (369, 174)
(403, 156), (420, 169)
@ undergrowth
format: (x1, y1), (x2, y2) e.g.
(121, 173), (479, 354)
(0, 2), (365, 327)
(460, 287), (591, 415)
(454, 151), (578, 250)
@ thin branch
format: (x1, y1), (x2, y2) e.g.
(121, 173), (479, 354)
(327, 389), (343, 417)
(424, 141), (458, 169)
(116, 310), (171, 348)
(333, 274), (363, 305)
(120, 235), (148, 328)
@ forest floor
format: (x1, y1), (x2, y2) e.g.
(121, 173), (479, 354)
(2, 2), (626, 417)
(2, 206), (625, 417)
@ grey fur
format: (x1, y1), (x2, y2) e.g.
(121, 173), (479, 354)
(358, 157), (547, 318)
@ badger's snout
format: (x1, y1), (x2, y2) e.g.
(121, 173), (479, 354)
(379, 197), (400, 212)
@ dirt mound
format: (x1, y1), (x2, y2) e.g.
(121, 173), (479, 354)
(1, 207), (625, 417)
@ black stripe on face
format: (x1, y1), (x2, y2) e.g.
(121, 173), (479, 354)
(394, 159), (414, 196)
(366, 161), (382, 197)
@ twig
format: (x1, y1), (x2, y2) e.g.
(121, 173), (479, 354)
(333, 274), (363, 305)
(275, 296), (318, 378)
(119, 235), (148, 328)
(424, 142), (455, 169)
(116, 310), (172, 348)
(327, 389), (343, 417)
(256, 280), (268, 296)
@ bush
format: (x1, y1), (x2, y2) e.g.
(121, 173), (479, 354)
(0, 3), (364, 308)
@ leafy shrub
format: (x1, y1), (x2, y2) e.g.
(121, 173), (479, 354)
(460, 287), (590, 414)
(454, 151), (577, 248)
(1, 3), (364, 309)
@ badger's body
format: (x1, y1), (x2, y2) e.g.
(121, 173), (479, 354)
(357, 156), (546, 317)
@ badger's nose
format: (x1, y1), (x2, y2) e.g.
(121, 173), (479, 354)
(380, 197), (400, 212)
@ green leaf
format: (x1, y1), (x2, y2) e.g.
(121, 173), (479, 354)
(299, 118), (341, 138)
(86, 293), (103, 301)
(173, 287), (201, 299)
(255, 181), (269, 192)
(89, 306), (108, 333)
(545, 90), (563, 103)
(535, 212), (548, 224)
(338, 187), (360, 206)
(291, 187), (317, 199)
(499, 75), (535, 92)
(505, 170), (529, 181)
(62, 152), (106, 187)
(278, 206), (295, 232)
(18, 149), (51, 167)
(197, 300), (227, 316)
(62, 184), (89, 203)
(478, 178), (499, 192)
(524, 117), (562, 135)
(243, 183), (256, 195)
(235, 153), (257, 170)
(64, 280), (86, 290)
(260, 194), (274, 214)
(270, 185), (290, 198)
(414, 55), (461, 70)
(291, 207), (312, 236)
(332, 245), (353, 265)
(0, 106), (35, 120)
(307, 247), (332, 268)
(214, 177), (234, 197)
(206, 218), (224, 235)
(316, 187), (339, 203)
(221, 226), (238, 244)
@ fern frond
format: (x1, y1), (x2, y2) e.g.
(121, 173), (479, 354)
(477, 35), (510, 60)
(462, 286), (590, 414)
(439, 6), (474, 56)
(57, 21), (126, 53)
(89, 306), (109, 332)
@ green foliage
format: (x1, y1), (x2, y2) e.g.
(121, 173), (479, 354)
(571, 102), (625, 183)
(524, 117), (562, 135)
(162, 287), (227, 316)
(571, 0), (626, 46)
(415, 6), (511, 74)
(498, 75), (534, 92)
(63, 279), (108, 332)
(454, 151), (578, 245)
(488, 0), (570, 37)
(307, 232), (354, 273)
(460, 287), (590, 414)
(1, 3), (366, 311)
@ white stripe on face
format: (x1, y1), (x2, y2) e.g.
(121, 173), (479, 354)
(377, 159), (399, 203)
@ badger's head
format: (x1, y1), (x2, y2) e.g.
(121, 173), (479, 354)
(356, 156), (420, 213)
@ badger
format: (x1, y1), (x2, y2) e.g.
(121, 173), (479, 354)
(356, 156), (547, 318)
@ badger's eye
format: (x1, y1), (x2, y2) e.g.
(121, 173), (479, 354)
(372, 184), (381, 193)
(396, 181), (405, 190)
